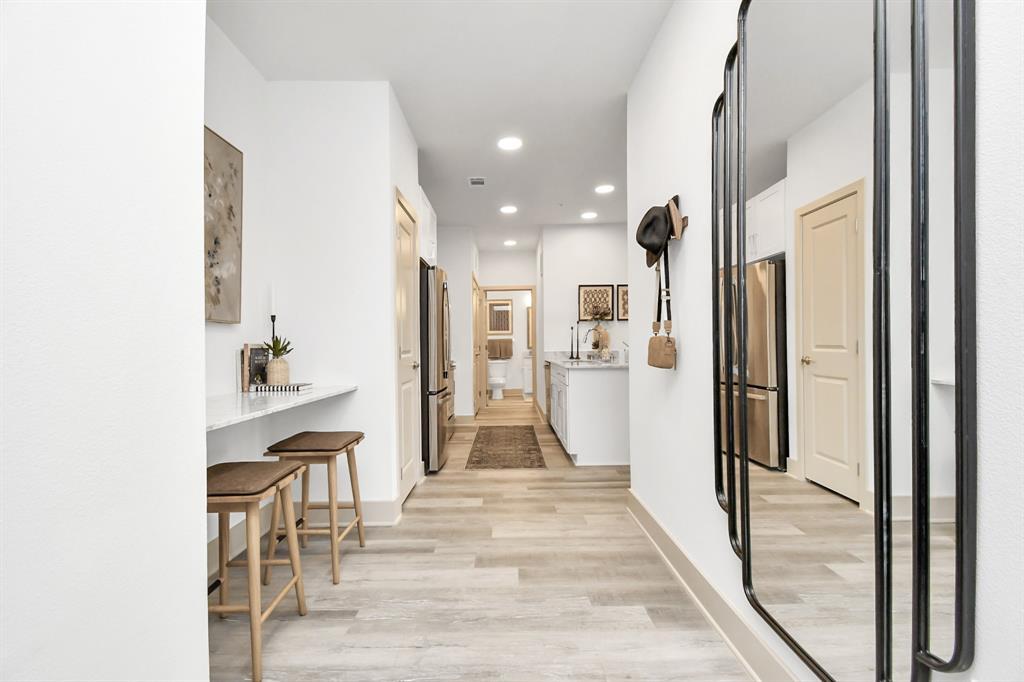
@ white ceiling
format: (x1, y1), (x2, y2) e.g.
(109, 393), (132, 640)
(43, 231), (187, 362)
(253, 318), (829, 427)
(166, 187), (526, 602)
(207, 0), (673, 251)
(745, 0), (874, 195)
(744, 0), (954, 195)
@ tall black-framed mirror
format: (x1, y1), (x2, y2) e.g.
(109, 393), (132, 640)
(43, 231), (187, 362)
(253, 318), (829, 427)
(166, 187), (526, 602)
(714, 0), (978, 680)
(736, 0), (879, 677)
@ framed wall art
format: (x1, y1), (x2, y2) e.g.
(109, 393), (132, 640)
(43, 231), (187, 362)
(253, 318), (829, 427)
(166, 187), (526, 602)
(204, 126), (243, 324)
(616, 285), (629, 320)
(487, 299), (513, 334)
(578, 284), (614, 321)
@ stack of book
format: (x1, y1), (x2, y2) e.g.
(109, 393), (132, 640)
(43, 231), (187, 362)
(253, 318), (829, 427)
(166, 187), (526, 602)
(250, 383), (313, 393)
(241, 343), (312, 393)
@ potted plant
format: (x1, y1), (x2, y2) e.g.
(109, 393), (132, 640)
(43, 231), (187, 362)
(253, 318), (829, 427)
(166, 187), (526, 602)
(264, 335), (293, 385)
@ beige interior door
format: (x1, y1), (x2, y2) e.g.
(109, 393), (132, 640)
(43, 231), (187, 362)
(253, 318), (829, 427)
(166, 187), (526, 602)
(798, 189), (862, 501)
(395, 191), (420, 501)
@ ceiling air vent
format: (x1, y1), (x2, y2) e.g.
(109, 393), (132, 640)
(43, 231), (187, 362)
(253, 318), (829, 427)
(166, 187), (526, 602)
(468, 177), (486, 187)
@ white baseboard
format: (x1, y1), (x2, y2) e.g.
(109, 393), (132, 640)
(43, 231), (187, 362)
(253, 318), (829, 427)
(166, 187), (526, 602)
(206, 496), (402, 579)
(626, 489), (797, 682)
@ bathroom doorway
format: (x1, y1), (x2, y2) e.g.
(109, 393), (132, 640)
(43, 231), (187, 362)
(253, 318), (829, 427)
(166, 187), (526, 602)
(478, 285), (537, 411)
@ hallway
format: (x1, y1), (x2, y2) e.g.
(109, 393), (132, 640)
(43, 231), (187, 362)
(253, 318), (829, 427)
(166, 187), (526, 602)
(209, 405), (749, 680)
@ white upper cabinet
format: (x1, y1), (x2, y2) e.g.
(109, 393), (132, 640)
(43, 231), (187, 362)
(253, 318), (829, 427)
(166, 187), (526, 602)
(419, 186), (438, 265)
(749, 178), (787, 259)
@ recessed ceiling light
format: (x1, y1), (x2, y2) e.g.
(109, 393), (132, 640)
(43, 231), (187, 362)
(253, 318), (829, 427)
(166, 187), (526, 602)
(581, 211), (598, 220)
(595, 184), (615, 194)
(497, 136), (523, 151)
(504, 240), (518, 247)
(500, 205), (518, 215)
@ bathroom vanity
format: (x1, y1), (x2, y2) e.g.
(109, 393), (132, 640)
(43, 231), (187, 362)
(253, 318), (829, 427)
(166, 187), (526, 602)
(547, 355), (628, 465)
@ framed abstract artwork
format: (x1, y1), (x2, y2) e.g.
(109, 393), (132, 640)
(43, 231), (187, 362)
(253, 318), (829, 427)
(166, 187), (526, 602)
(204, 126), (243, 323)
(578, 284), (614, 321)
(487, 299), (513, 334)
(617, 285), (629, 320)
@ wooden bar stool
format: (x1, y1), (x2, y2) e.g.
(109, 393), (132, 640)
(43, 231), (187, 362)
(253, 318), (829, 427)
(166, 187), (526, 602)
(207, 461), (308, 682)
(263, 431), (366, 584)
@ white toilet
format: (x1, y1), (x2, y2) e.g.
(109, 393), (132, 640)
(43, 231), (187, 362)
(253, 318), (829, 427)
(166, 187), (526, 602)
(487, 360), (508, 400)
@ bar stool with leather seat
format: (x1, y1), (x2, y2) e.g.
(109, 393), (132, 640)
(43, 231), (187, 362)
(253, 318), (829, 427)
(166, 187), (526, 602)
(207, 461), (308, 682)
(263, 431), (366, 584)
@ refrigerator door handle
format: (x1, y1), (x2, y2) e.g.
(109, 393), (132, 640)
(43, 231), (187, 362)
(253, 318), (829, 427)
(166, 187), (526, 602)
(442, 281), (451, 378)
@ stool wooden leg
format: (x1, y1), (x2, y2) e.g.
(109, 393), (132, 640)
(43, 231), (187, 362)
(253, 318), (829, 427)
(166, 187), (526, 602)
(245, 502), (263, 682)
(327, 456), (341, 584)
(262, 495), (281, 586)
(347, 447), (366, 547)
(279, 482), (307, 615)
(300, 467), (310, 549)
(218, 512), (230, 618)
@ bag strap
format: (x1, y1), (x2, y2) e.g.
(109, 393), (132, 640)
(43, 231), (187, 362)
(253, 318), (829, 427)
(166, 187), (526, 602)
(653, 259), (663, 335)
(652, 248), (674, 336)
(662, 247), (672, 334)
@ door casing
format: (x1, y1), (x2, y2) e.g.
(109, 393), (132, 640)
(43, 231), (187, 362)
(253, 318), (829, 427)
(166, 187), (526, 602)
(482, 284), (538, 411)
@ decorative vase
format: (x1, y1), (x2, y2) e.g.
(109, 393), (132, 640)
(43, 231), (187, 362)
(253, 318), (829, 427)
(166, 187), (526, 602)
(267, 357), (290, 385)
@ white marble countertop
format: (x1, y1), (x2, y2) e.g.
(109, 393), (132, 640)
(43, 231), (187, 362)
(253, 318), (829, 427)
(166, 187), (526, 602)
(548, 358), (629, 371)
(206, 384), (358, 432)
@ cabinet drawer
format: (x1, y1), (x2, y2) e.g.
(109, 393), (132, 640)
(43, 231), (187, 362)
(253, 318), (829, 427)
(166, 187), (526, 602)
(551, 364), (568, 386)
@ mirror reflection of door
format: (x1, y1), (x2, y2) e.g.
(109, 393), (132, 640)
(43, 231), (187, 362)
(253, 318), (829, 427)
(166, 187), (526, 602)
(797, 184), (864, 502)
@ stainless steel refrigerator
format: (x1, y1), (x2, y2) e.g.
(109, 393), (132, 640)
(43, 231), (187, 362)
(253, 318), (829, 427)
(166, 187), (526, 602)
(719, 255), (789, 470)
(420, 261), (453, 473)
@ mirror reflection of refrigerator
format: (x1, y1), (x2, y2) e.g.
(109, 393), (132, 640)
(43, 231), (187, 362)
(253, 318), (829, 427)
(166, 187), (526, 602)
(719, 255), (789, 470)
(420, 262), (453, 473)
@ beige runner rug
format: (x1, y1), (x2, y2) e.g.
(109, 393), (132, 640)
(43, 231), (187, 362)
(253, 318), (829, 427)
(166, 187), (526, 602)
(466, 425), (546, 469)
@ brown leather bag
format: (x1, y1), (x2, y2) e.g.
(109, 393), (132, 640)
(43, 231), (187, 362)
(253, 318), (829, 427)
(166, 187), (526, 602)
(647, 250), (677, 369)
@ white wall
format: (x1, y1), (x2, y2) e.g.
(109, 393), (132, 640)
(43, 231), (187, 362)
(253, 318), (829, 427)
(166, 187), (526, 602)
(956, 1), (1024, 677)
(628, 0), (1024, 679)
(541, 223), (630, 353)
(485, 290), (533, 391)
(437, 226), (479, 416)
(627, 1), (826, 677)
(1, 2), (210, 679)
(204, 21), (420, 535)
(477, 249), (537, 286)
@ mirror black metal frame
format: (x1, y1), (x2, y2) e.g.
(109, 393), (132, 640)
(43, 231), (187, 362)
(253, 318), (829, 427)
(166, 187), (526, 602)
(711, 91), (727, 515)
(910, 0), (977, 678)
(711, 0), (976, 680)
(722, 45), (743, 560)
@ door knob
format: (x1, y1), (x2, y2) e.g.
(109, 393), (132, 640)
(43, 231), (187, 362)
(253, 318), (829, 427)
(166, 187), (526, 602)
(412, 361), (420, 369)
(800, 355), (813, 365)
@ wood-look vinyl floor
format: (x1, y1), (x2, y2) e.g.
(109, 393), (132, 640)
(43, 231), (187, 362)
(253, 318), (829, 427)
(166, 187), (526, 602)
(209, 401), (749, 681)
(745, 463), (955, 681)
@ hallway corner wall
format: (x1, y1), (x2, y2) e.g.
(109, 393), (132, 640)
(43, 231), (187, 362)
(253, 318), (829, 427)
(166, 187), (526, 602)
(1, 2), (210, 678)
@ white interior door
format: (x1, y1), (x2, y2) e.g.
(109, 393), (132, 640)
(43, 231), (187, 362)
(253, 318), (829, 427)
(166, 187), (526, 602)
(799, 190), (862, 500)
(395, 191), (421, 501)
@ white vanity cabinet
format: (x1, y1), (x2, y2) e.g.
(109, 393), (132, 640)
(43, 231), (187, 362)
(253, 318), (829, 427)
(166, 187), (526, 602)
(549, 364), (570, 450)
(547, 360), (628, 466)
